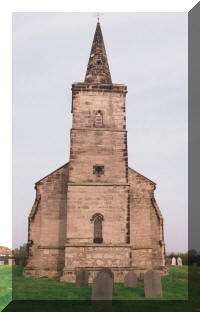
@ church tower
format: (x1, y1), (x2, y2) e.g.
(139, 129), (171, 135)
(24, 22), (167, 282)
(61, 22), (132, 282)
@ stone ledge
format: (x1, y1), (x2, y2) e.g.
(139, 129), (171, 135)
(71, 128), (127, 132)
(132, 247), (153, 250)
(67, 183), (130, 186)
(38, 246), (65, 250)
(71, 83), (127, 94)
(64, 243), (132, 247)
(63, 266), (132, 271)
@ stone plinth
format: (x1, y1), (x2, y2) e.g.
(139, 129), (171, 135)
(60, 243), (132, 283)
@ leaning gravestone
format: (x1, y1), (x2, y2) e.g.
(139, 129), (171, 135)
(172, 257), (176, 266)
(0, 261), (4, 265)
(75, 268), (90, 286)
(177, 257), (182, 266)
(144, 270), (162, 298)
(91, 272), (113, 306)
(124, 271), (138, 287)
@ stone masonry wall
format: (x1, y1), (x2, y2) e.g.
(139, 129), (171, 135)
(128, 167), (155, 249)
(69, 129), (128, 184)
(24, 163), (69, 277)
(128, 167), (165, 269)
(69, 84), (128, 184)
(151, 204), (163, 267)
(72, 85), (127, 130)
(64, 245), (131, 268)
(66, 185), (129, 244)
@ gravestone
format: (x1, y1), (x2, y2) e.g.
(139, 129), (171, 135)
(177, 257), (182, 266)
(99, 268), (114, 294)
(140, 272), (144, 281)
(75, 269), (90, 286)
(0, 261), (4, 265)
(99, 268), (114, 280)
(144, 270), (162, 298)
(171, 257), (176, 266)
(8, 259), (15, 266)
(124, 271), (138, 287)
(91, 272), (113, 306)
(165, 257), (171, 266)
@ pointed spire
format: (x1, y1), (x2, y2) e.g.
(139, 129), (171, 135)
(85, 22), (112, 84)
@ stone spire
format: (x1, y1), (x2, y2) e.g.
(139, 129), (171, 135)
(85, 22), (112, 84)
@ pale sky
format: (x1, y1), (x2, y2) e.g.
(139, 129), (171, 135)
(11, 12), (188, 253)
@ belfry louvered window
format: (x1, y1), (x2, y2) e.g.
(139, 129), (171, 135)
(95, 110), (103, 127)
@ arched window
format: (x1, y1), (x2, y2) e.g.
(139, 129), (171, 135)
(91, 213), (104, 243)
(94, 110), (103, 127)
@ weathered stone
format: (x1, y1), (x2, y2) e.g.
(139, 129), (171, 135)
(91, 272), (113, 306)
(124, 271), (138, 287)
(165, 257), (171, 266)
(144, 270), (162, 298)
(75, 269), (90, 286)
(171, 257), (176, 266)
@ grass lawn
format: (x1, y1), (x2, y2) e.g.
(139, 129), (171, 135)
(11, 265), (188, 301)
(0, 266), (12, 312)
(2, 265), (198, 312)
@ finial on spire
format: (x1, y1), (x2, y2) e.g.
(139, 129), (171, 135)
(94, 12), (104, 22)
(85, 19), (112, 84)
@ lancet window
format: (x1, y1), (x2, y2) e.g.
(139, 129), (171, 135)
(91, 213), (104, 243)
(94, 110), (103, 127)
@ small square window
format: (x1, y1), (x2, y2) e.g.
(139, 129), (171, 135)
(93, 165), (104, 176)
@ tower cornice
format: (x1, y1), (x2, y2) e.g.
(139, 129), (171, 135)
(71, 82), (127, 94)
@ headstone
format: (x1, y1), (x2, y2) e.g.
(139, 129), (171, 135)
(144, 270), (162, 298)
(75, 268), (89, 286)
(124, 271), (138, 287)
(8, 259), (15, 266)
(91, 272), (113, 306)
(193, 262), (198, 267)
(140, 272), (144, 281)
(165, 257), (171, 266)
(99, 268), (114, 280)
(99, 268), (114, 294)
(177, 257), (182, 266)
(171, 257), (176, 266)
(0, 261), (4, 265)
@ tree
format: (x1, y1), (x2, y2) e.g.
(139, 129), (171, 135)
(13, 244), (28, 266)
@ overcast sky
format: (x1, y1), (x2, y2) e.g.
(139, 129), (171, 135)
(12, 12), (188, 253)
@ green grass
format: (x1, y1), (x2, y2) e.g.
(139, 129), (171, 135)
(11, 265), (188, 301)
(0, 266), (12, 312)
(2, 265), (199, 312)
